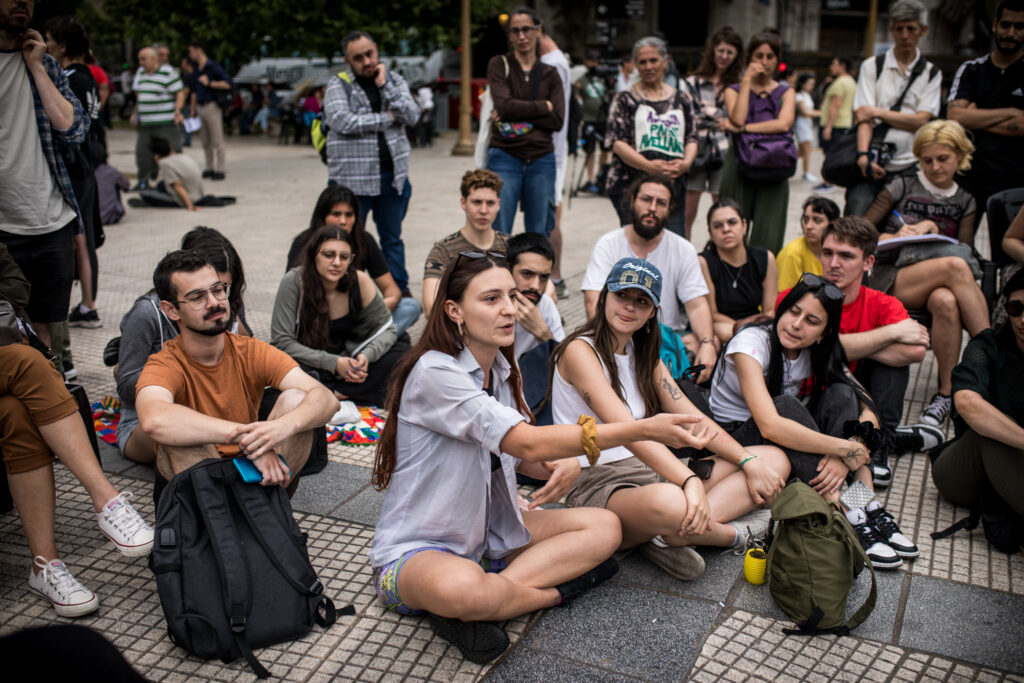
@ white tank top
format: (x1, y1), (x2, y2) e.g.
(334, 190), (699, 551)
(551, 337), (647, 467)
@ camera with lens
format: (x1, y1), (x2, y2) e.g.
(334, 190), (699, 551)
(868, 141), (896, 168)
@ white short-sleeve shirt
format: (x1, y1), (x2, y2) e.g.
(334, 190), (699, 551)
(853, 48), (941, 170)
(709, 326), (811, 423)
(514, 293), (565, 360)
(581, 228), (709, 331)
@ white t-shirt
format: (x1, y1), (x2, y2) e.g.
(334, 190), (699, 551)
(709, 325), (812, 423)
(0, 52), (76, 235)
(551, 338), (645, 467)
(794, 91), (815, 142)
(853, 49), (941, 170)
(514, 293), (565, 360)
(581, 228), (709, 331)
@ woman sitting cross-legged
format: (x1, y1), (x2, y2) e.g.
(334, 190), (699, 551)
(369, 252), (710, 663)
(698, 199), (777, 344)
(271, 225), (410, 408)
(551, 257), (790, 581)
(708, 273), (918, 569)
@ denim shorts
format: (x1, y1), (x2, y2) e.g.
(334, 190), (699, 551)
(372, 547), (508, 615)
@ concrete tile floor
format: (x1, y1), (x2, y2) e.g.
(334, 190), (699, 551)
(1, 129), (1022, 680)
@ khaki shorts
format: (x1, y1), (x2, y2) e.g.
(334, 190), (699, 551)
(565, 456), (665, 510)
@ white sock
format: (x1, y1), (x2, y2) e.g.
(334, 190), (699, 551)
(79, 304), (93, 314)
(728, 526), (741, 548)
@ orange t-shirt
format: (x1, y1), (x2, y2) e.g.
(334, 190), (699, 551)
(136, 333), (297, 455)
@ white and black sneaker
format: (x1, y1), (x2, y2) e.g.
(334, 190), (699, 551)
(893, 423), (946, 454)
(847, 508), (902, 569)
(866, 503), (919, 559)
(870, 451), (893, 488)
(919, 393), (952, 427)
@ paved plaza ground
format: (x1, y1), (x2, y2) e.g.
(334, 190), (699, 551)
(1, 129), (1023, 681)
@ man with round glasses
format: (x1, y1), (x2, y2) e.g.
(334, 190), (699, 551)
(134, 250), (337, 500)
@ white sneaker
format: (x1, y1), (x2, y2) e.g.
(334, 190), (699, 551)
(28, 556), (99, 617)
(97, 492), (154, 557)
(848, 508), (902, 569)
(803, 172), (821, 184)
(329, 400), (361, 426)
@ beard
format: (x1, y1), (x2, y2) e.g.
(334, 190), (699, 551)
(188, 306), (231, 336)
(632, 209), (666, 239)
(996, 37), (1023, 55)
(520, 289), (542, 304)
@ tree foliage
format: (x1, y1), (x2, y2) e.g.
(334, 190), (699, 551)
(92, 0), (505, 69)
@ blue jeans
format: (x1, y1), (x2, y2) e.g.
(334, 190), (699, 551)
(392, 297), (422, 337)
(486, 148), (556, 235)
(356, 172), (412, 293)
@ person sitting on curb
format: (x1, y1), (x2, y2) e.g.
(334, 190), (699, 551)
(135, 250), (337, 502)
(2, 342), (153, 617)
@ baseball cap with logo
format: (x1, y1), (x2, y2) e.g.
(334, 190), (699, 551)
(605, 258), (662, 307)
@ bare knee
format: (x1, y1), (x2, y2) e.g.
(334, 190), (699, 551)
(578, 507), (623, 554)
(640, 483), (689, 528)
(440, 574), (498, 621)
(269, 388), (307, 418)
(927, 287), (958, 319)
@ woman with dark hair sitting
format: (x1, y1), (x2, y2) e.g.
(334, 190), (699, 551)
(369, 251), (707, 663)
(931, 269), (1024, 551)
(271, 225), (409, 407)
(698, 199), (777, 344)
(288, 185), (421, 335)
(552, 257), (789, 581)
(708, 273), (918, 569)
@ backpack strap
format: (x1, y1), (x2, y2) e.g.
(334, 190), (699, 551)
(840, 522), (877, 632)
(189, 463), (272, 679)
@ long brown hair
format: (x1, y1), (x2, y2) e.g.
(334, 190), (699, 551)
(297, 225), (357, 349)
(372, 253), (532, 490)
(691, 25), (744, 88)
(548, 287), (662, 419)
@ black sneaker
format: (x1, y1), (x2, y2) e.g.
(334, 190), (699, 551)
(866, 505), (919, 558)
(893, 423), (946, 454)
(426, 613), (509, 664)
(68, 306), (101, 329)
(848, 509), (902, 569)
(202, 169), (214, 178)
(920, 393), (952, 427)
(210, 171), (226, 181)
(553, 279), (568, 299)
(870, 450), (892, 488)
(555, 557), (618, 605)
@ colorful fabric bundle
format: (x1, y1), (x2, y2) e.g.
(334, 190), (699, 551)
(325, 406), (386, 445)
(91, 396), (122, 445)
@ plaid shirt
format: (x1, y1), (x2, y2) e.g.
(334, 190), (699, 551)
(25, 54), (88, 232)
(323, 70), (419, 196)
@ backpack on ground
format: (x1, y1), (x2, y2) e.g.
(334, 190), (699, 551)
(149, 458), (352, 678)
(312, 71), (354, 165)
(930, 476), (1024, 554)
(766, 482), (876, 635)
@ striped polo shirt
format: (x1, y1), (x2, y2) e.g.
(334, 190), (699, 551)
(135, 64), (182, 127)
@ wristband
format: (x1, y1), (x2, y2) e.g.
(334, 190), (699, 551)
(698, 337), (715, 346)
(578, 415), (600, 467)
(738, 454), (758, 470)
(681, 474), (701, 491)
(856, 151), (871, 158)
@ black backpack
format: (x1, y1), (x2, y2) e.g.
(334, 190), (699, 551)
(149, 458), (353, 678)
(931, 476), (1024, 554)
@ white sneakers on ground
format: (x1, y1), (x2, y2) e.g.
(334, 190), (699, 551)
(97, 491), (154, 557)
(28, 556), (99, 618)
(29, 490), (153, 617)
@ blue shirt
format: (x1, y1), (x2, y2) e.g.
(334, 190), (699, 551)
(191, 60), (231, 105)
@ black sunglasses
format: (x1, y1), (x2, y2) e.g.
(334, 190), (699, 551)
(1006, 299), (1024, 318)
(799, 273), (844, 302)
(456, 250), (506, 264)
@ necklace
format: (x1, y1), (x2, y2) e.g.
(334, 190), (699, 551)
(720, 258), (746, 288)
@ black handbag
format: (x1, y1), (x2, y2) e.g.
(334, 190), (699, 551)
(683, 77), (724, 173)
(821, 55), (930, 187)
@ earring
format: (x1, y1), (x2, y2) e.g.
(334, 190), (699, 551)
(457, 320), (464, 337)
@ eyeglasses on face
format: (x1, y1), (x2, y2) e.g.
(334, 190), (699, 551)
(798, 273), (844, 302)
(509, 25), (538, 36)
(175, 282), (230, 310)
(319, 249), (353, 263)
(1006, 299), (1024, 318)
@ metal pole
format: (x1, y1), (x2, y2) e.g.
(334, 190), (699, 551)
(451, 0), (475, 156)
(866, 0), (879, 58)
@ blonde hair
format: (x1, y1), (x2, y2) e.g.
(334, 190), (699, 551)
(912, 119), (974, 172)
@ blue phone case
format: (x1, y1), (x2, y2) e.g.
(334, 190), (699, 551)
(233, 455), (293, 484)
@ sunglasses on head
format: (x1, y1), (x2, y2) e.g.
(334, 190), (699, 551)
(799, 273), (844, 302)
(456, 250), (506, 265)
(1006, 299), (1024, 318)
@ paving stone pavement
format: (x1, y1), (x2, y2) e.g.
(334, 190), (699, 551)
(2, 130), (1023, 681)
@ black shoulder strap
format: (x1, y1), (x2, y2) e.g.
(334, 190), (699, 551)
(889, 54), (929, 113)
(190, 463), (272, 679)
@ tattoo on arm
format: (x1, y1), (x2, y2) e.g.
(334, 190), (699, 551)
(583, 391), (593, 408)
(840, 444), (865, 470)
(662, 376), (683, 401)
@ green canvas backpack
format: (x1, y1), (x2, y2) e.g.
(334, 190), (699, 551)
(766, 482), (876, 635)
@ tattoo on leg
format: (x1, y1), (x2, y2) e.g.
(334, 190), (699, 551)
(662, 376), (682, 401)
